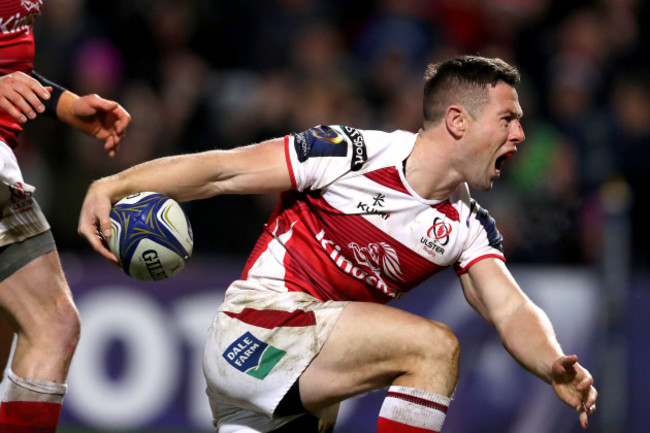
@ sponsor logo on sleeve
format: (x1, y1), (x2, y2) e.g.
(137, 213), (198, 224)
(293, 131), (311, 162)
(341, 126), (368, 171)
(293, 126), (347, 162)
(222, 332), (286, 380)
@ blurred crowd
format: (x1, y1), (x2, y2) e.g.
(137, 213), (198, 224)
(16, 0), (650, 270)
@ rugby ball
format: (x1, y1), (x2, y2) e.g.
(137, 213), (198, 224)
(108, 192), (193, 281)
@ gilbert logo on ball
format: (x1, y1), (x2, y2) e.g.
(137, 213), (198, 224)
(108, 192), (193, 281)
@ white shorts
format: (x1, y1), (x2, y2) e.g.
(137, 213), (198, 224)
(0, 140), (50, 247)
(202, 284), (348, 432)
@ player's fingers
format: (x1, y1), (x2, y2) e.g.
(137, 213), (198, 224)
(0, 85), (40, 120)
(104, 108), (130, 138)
(2, 74), (49, 107)
(72, 94), (113, 117)
(78, 221), (114, 261)
(576, 374), (594, 393)
(115, 106), (132, 129)
(575, 386), (597, 429)
(88, 221), (119, 264)
(23, 80), (50, 102)
(560, 354), (579, 368)
(104, 134), (120, 157)
(579, 408), (589, 429)
(107, 133), (122, 150)
(95, 227), (120, 264)
(92, 215), (111, 240)
(584, 385), (598, 413)
(77, 214), (97, 241)
(86, 94), (118, 111)
(578, 401), (596, 424)
(14, 86), (46, 115)
(104, 140), (118, 157)
(0, 99), (27, 123)
(95, 238), (119, 263)
(41, 86), (53, 99)
(78, 197), (112, 239)
(74, 102), (98, 117)
(552, 355), (579, 381)
(587, 403), (596, 415)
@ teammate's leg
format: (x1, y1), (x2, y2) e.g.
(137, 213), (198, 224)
(299, 301), (460, 432)
(0, 246), (80, 432)
(0, 318), (16, 373)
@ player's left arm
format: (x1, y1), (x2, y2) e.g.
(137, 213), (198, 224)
(32, 71), (131, 157)
(459, 258), (598, 429)
(78, 138), (292, 260)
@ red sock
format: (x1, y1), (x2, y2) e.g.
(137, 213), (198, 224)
(0, 401), (62, 432)
(377, 386), (451, 433)
(378, 417), (442, 433)
(0, 369), (66, 433)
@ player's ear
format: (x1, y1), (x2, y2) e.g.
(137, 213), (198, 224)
(445, 105), (466, 139)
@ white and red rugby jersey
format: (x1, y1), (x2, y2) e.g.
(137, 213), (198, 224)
(0, 0), (42, 148)
(237, 125), (505, 304)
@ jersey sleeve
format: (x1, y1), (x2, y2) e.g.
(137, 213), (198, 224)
(284, 125), (367, 191)
(454, 198), (505, 275)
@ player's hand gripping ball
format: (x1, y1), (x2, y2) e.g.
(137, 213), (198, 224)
(107, 192), (193, 281)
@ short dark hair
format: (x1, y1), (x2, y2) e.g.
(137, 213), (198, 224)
(422, 55), (520, 127)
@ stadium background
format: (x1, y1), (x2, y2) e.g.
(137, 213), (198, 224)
(11, 0), (649, 432)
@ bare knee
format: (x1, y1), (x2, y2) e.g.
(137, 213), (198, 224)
(396, 320), (460, 395)
(24, 290), (81, 356)
(9, 287), (81, 382)
(48, 292), (81, 353)
(54, 293), (81, 353)
(419, 320), (460, 367)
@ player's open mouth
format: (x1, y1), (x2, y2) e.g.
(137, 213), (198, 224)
(495, 151), (515, 172)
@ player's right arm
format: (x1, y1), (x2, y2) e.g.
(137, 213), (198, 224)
(78, 137), (291, 260)
(460, 258), (597, 428)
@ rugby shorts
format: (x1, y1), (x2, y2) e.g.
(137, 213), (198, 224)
(0, 140), (50, 248)
(0, 139), (53, 281)
(202, 284), (348, 432)
(0, 230), (56, 282)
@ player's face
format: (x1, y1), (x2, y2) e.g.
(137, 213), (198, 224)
(464, 82), (524, 191)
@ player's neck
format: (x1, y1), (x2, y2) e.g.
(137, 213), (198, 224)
(404, 129), (464, 201)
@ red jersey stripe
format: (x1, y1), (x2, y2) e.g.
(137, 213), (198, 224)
(284, 135), (297, 190)
(454, 254), (505, 275)
(431, 200), (460, 222)
(364, 166), (410, 195)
